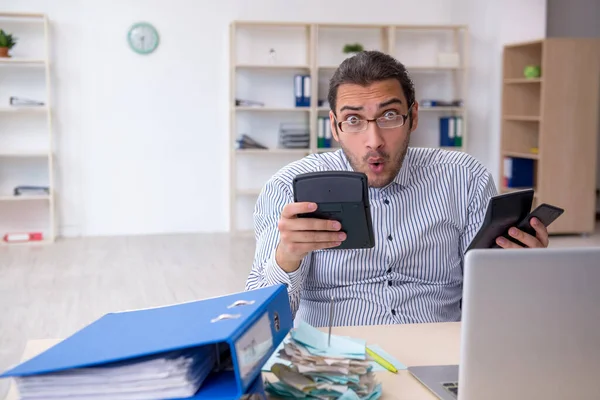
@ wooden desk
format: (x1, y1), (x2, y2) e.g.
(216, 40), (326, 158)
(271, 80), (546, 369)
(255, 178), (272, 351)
(4, 322), (460, 400)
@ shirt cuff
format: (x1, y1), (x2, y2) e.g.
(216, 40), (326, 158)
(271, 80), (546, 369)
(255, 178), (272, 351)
(264, 254), (306, 295)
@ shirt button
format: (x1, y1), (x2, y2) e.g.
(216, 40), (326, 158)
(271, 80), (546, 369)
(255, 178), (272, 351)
(384, 199), (390, 205)
(391, 309), (397, 316)
(387, 235), (393, 241)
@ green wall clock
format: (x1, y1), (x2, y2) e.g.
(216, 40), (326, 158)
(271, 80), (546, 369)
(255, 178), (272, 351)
(127, 22), (159, 55)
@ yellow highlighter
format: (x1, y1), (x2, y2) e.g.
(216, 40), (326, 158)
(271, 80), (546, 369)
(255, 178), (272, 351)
(366, 347), (398, 374)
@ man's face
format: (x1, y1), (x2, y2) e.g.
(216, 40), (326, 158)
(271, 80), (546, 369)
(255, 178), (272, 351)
(330, 79), (418, 188)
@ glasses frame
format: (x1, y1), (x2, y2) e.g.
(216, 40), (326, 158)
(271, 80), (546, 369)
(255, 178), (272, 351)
(333, 102), (415, 133)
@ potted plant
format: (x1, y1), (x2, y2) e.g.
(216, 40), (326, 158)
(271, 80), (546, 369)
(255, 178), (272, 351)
(0, 29), (17, 58)
(343, 43), (364, 58)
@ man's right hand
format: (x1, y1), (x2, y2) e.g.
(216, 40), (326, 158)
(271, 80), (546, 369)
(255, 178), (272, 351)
(275, 202), (346, 273)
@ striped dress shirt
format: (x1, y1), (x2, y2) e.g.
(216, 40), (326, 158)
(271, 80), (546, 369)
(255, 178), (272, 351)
(245, 147), (497, 327)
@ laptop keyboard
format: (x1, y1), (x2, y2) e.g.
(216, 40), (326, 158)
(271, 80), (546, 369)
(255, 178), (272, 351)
(443, 382), (459, 397)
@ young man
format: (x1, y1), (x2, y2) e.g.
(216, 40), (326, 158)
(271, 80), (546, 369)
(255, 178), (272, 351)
(245, 51), (549, 327)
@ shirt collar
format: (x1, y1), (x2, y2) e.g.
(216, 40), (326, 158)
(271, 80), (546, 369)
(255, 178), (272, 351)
(337, 148), (412, 189)
(393, 150), (412, 188)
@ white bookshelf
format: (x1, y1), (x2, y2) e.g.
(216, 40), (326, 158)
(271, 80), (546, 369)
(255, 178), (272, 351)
(229, 21), (469, 233)
(0, 12), (55, 245)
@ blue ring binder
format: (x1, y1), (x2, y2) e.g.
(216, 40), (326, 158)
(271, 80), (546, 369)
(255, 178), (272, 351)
(228, 300), (256, 308)
(0, 285), (292, 400)
(211, 313), (242, 322)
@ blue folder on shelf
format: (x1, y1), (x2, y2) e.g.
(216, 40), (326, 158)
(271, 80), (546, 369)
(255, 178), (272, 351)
(294, 74), (303, 107)
(439, 116), (456, 147)
(0, 285), (292, 400)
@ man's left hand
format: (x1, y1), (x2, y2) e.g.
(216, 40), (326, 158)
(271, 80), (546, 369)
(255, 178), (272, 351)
(495, 217), (549, 248)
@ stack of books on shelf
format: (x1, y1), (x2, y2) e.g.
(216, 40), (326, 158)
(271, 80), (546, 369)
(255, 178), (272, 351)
(236, 134), (268, 150)
(420, 99), (463, 108)
(10, 96), (45, 107)
(13, 185), (49, 196)
(279, 123), (309, 149)
(235, 99), (265, 108)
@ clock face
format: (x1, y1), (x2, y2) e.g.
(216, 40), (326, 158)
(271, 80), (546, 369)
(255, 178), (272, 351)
(127, 22), (159, 54)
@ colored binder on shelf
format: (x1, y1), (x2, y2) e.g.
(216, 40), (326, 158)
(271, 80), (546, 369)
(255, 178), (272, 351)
(454, 116), (463, 147)
(294, 75), (303, 107)
(302, 75), (311, 107)
(0, 285), (292, 400)
(448, 116), (455, 145)
(440, 116), (463, 147)
(503, 156), (534, 188)
(324, 117), (332, 148)
(439, 116), (452, 146)
(317, 116), (325, 148)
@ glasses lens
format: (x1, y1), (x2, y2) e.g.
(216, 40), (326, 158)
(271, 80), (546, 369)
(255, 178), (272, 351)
(341, 120), (367, 133)
(377, 115), (404, 129)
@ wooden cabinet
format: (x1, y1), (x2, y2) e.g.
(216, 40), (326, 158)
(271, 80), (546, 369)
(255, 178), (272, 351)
(500, 39), (600, 234)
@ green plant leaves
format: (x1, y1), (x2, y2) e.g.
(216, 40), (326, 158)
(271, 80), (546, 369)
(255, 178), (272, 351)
(342, 43), (364, 53)
(0, 29), (17, 49)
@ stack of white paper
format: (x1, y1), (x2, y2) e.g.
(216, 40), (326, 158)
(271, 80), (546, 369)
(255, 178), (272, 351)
(15, 347), (217, 400)
(264, 321), (382, 399)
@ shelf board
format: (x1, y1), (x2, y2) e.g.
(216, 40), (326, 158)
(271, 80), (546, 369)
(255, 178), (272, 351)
(0, 58), (46, 65)
(0, 152), (50, 158)
(235, 106), (310, 112)
(236, 64), (310, 70)
(0, 106), (48, 113)
(0, 195), (50, 202)
(439, 146), (464, 151)
(318, 65), (463, 72)
(315, 148), (340, 153)
(0, 12), (45, 19)
(419, 107), (464, 112)
(503, 115), (541, 122)
(318, 106), (464, 113)
(405, 66), (462, 71)
(504, 39), (543, 49)
(231, 21), (466, 31)
(395, 24), (467, 31)
(232, 21), (310, 28)
(318, 65), (341, 70)
(503, 151), (539, 160)
(504, 78), (542, 84)
(235, 148), (309, 155)
(0, 239), (52, 247)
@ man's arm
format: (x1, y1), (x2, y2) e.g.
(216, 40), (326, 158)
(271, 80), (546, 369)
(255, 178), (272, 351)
(244, 177), (312, 318)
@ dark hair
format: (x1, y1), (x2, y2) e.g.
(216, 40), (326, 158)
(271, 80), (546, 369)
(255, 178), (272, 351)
(327, 50), (415, 120)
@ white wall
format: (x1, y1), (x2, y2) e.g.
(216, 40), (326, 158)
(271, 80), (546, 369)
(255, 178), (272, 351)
(3, 0), (546, 236)
(450, 0), (547, 185)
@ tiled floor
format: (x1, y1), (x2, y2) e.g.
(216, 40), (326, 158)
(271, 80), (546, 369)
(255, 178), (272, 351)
(0, 225), (598, 398)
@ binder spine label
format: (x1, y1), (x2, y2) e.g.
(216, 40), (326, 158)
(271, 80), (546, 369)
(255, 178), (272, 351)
(234, 312), (273, 386)
(325, 117), (332, 148)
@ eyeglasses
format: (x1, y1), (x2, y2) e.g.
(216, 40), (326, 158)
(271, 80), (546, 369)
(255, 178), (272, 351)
(334, 103), (414, 133)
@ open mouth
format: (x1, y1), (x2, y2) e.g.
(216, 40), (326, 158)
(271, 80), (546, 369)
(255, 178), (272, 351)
(368, 161), (385, 173)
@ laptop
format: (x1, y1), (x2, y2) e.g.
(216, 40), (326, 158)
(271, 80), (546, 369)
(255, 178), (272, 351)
(408, 247), (600, 400)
